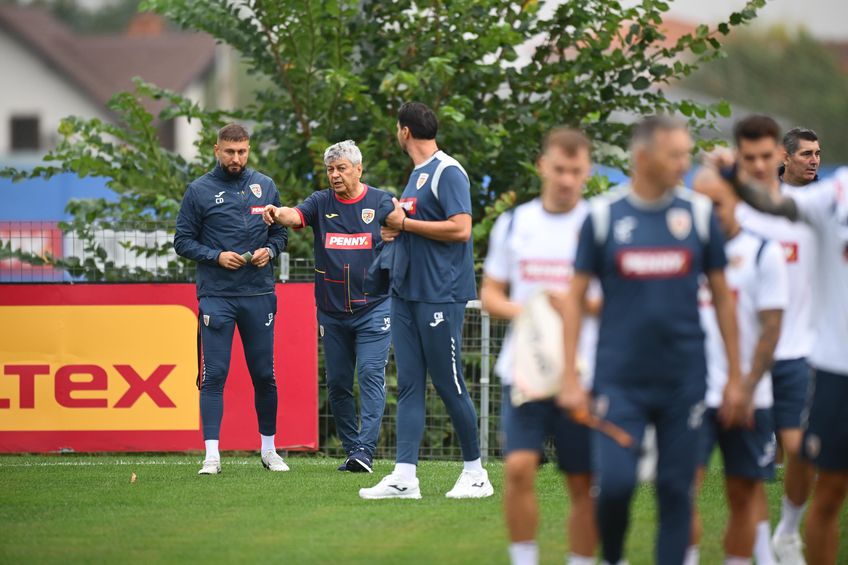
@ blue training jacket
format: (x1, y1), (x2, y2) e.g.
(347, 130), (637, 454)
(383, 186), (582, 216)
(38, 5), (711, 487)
(174, 164), (287, 298)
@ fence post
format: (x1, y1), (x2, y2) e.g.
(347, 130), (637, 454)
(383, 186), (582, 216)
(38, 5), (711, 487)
(479, 307), (491, 462)
(278, 251), (290, 282)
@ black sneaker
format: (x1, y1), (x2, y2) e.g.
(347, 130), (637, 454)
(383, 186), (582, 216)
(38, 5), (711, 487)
(337, 456), (350, 472)
(346, 448), (373, 473)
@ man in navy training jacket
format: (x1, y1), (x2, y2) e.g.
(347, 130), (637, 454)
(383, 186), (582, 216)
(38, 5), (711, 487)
(174, 123), (289, 475)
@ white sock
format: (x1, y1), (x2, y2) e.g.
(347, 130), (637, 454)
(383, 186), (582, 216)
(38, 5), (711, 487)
(754, 520), (776, 565)
(775, 495), (807, 537)
(508, 541), (538, 565)
(394, 462), (417, 481)
(684, 545), (700, 565)
(567, 553), (594, 565)
(724, 557), (751, 565)
(463, 457), (484, 474)
(260, 434), (275, 452)
(204, 439), (219, 461)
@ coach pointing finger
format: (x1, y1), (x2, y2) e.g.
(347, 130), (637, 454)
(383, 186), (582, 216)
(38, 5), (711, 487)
(265, 140), (395, 473)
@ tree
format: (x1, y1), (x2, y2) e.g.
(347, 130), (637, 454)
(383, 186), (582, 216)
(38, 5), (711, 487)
(2, 0), (766, 279)
(683, 27), (848, 164)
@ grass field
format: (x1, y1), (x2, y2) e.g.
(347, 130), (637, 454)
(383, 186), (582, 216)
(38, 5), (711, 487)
(0, 454), (845, 564)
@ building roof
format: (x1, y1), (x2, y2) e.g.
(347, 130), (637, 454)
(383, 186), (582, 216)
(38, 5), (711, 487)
(0, 4), (216, 114)
(822, 41), (848, 73)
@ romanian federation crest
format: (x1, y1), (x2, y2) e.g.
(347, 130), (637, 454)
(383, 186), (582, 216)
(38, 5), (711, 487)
(249, 183), (262, 198)
(666, 208), (692, 240)
(361, 208), (375, 224)
(416, 173), (429, 190)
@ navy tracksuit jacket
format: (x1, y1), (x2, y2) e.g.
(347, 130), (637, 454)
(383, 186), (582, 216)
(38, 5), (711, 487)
(174, 164), (287, 441)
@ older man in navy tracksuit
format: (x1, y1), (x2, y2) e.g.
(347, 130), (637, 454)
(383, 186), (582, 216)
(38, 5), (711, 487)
(263, 140), (396, 474)
(174, 123), (288, 475)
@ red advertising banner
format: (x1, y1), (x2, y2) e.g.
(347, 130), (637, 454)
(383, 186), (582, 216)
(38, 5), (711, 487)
(0, 283), (317, 452)
(0, 222), (64, 281)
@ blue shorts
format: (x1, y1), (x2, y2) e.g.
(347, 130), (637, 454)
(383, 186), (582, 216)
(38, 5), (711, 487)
(699, 407), (776, 480)
(501, 385), (591, 474)
(801, 368), (848, 471)
(771, 358), (811, 430)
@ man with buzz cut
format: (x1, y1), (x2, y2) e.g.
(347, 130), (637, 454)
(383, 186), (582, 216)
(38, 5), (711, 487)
(481, 127), (600, 565)
(174, 123), (289, 475)
(559, 115), (747, 565)
(263, 140), (398, 473)
(730, 116), (817, 565)
(360, 101), (494, 500)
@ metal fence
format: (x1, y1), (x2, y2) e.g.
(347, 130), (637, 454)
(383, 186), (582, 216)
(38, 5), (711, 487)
(1, 221), (511, 460)
(317, 301), (510, 462)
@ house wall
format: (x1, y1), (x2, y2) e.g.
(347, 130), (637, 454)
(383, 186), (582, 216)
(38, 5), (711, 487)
(173, 79), (205, 161)
(0, 30), (108, 156)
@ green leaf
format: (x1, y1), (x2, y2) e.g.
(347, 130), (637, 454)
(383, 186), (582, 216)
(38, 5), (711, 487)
(632, 76), (651, 90)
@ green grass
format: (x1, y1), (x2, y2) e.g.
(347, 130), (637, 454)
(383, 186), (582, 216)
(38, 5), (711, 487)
(0, 455), (845, 564)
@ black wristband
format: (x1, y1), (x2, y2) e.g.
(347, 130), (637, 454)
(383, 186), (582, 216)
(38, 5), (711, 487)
(401, 216), (406, 232)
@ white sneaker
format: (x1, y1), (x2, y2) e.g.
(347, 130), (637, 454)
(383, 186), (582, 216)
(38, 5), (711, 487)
(359, 473), (421, 500)
(198, 458), (221, 475)
(261, 450), (290, 472)
(445, 469), (494, 499)
(772, 532), (806, 565)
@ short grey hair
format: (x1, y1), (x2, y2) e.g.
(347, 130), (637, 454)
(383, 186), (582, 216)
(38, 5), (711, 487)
(323, 140), (362, 166)
(782, 127), (819, 156)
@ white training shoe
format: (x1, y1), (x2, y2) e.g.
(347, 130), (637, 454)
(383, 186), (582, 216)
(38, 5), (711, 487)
(772, 532), (806, 565)
(198, 458), (221, 475)
(261, 450), (290, 472)
(445, 469), (494, 499)
(359, 473), (422, 500)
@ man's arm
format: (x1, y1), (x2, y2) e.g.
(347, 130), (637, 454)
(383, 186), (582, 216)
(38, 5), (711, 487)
(261, 183), (288, 255)
(734, 181), (799, 221)
(480, 212), (518, 318)
(745, 308), (783, 400)
(480, 276), (521, 320)
(744, 240), (789, 413)
(262, 205), (305, 228)
(249, 185), (288, 268)
(706, 269), (748, 428)
(387, 165), (473, 243)
(698, 157), (800, 221)
(384, 210), (471, 242)
(556, 272), (591, 414)
(380, 197), (405, 243)
(173, 184), (222, 264)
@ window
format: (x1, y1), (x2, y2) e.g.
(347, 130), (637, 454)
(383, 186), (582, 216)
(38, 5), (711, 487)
(10, 116), (40, 151)
(157, 119), (175, 151)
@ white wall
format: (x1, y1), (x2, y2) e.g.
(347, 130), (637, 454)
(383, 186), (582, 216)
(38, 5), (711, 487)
(0, 30), (108, 157)
(174, 80), (205, 161)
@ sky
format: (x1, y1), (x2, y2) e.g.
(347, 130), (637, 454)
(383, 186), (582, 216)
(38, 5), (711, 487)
(626, 0), (846, 40)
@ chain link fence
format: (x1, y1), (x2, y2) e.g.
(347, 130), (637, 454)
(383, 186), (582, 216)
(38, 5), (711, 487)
(1, 221), (511, 460)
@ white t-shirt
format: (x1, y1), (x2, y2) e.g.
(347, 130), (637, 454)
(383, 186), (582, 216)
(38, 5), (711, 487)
(699, 229), (789, 408)
(735, 188), (816, 360)
(789, 168), (848, 375)
(484, 198), (599, 386)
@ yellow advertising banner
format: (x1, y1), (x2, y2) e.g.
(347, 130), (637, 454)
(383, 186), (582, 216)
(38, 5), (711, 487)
(0, 305), (199, 431)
